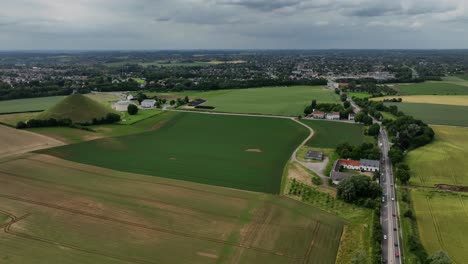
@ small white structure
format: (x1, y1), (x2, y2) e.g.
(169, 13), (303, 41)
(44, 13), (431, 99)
(113, 100), (131, 112)
(360, 159), (380, 172)
(348, 113), (356, 121)
(141, 99), (156, 108)
(126, 94), (134, 101)
(326, 112), (340, 120)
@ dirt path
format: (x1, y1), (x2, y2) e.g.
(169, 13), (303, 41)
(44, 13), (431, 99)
(0, 125), (64, 159)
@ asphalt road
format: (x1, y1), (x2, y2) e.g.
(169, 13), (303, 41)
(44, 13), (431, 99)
(379, 128), (401, 264)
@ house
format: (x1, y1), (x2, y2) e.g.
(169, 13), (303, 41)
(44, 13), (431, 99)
(113, 100), (131, 112)
(360, 159), (380, 172)
(312, 110), (326, 119)
(126, 94), (134, 101)
(305, 150), (323, 161)
(326, 112), (340, 120)
(338, 159), (361, 170)
(338, 82), (349, 88)
(141, 99), (156, 108)
(330, 171), (354, 185)
(348, 113), (355, 121)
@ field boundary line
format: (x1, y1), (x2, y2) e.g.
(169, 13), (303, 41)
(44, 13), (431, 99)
(23, 156), (255, 201)
(302, 222), (321, 264)
(0, 193), (303, 260)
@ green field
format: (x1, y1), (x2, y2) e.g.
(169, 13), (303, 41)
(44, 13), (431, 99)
(410, 189), (468, 264)
(106, 60), (210, 67)
(396, 82), (468, 95)
(301, 120), (365, 148)
(40, 113), (309, 193)
(407, 125), (468, 187)
(385, 102), (468, 127)
(349, 92), (371, 99)
(197, 86), (340, 116)
(454, 74), (468, 81)
(0, 153), (345, 264)
(118, 109), (163, 125)
(0, 96), (65, 114)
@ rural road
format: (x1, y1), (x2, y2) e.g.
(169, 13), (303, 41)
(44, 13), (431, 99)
(379, 128), (402, 264)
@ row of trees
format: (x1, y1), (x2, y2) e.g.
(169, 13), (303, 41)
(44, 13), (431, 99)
(336, 142), (381, 161)
(16, 113), (121, 129)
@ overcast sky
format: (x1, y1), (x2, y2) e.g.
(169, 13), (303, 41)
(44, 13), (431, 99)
(0, 0), (467, 50)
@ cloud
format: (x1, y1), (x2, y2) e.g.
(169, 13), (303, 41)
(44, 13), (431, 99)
(217, 0), (303, 11)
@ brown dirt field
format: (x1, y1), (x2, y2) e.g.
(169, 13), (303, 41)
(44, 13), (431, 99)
(0, 125), (64, 159)
(436, 184), (468, 192)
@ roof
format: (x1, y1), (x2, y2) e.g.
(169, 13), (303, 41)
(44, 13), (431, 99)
(141, 99), (156, 104)
(338, 159), (361, 167)
(312, 111), (325, 115)
(306, 150), (323, 159)
(330, 171), (354, 181)
(360, 159), (380, 168)
(115, 100), (130, 105)
(331, 112), (340, 115)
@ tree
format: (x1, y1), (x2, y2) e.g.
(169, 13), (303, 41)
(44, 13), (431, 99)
(428, 251), (452, 264)
(340, 93), (348, 102)
(136, 92), (147, 103)
(184, 96), (189, 103)
(337, 175), (381, 204)
(170, 100), (175, 106)
(396, 168), (411, 184)
(311, 99), (317, 109)
(16, 121), (27, 129)
(343, 101), (351, 108)
(127, 104), (138, 115)
(367, 123), (380, 137)
(388, 147), (404, 165)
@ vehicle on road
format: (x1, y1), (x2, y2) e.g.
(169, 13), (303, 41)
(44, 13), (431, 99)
(393, 227), (397, 231)
(383, 235), (387, 240)
(391, 197), (395, 201)
(396, 253), (400, 258)
(395, 243), (398, 247)
(392, 214), (396, 217)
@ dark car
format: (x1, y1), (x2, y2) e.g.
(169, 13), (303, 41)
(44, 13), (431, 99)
(392, 214), (396, 217)
(395, 243), (398, 247)
(393, 227), (397, 231)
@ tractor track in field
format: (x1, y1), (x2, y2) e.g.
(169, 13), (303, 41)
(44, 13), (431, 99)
(0, 169), (310, 230)
(0, 193), (304, 260)
(302, 222), (321, 264)
(0, 209), (155, 264)
(24, 156), (255, 201)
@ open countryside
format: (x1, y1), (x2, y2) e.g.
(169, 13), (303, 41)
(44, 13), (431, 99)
(0, 153), (344, 264)
(40, 112), (309, 193)
(384, 102), (468, 127)
(197, 86), (340, 116)
(396, 82), (468, 95)
(407, 125), (468, 187)
(372, 95), (468, 106)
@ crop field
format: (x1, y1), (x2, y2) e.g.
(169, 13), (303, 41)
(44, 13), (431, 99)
(0, 124), (63, 159)
(0, 153), (345, 264)
(372, 95), (468, 106)
(301, 120), (364, 148)
(40, 112), (309, 193)
(411, 189), (468, 264)
(396, 82), (468, 95)
(0, 96), (65, 114)
(385, 102), (468, 127)
(198, 86), (340, 116)
(407, 126), (468, 187)
(349, 92), (371, 99)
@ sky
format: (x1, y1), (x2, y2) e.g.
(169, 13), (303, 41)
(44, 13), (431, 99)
(0, 0), (467, 50)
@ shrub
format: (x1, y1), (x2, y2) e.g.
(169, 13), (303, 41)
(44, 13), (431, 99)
(127, 104), (138, 115)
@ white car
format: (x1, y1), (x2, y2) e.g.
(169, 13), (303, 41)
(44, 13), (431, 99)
(384, 235), (387, 240)
(391, 197), (395, 201)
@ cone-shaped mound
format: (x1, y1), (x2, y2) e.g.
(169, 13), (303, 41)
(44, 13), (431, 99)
(38, 94), (118, 124)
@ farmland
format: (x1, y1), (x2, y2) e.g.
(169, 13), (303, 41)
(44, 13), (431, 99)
(40, 112), (309, 193)
(372, 95), (468, 106)
(349, 92), (371, 99)
(197, 86), (340, 116)
(410, 189), (468, 264)
(301, 120), (365, 148)
(0, 153), (345, 264)
(385, 102), (468, 127)
(407, 125), (468, 187)
(0, 96), (65, 114)
(105, 60), (211, 67)
(395, 82), (468, 95)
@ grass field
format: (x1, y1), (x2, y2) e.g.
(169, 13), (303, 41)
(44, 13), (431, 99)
(385, 102), (468, 127)
(349, 92), (371, 99)
(410, 189), (468, 264)
(407, 126), (468, 187)
(301, 120), (365, 148)
(454, 74), (468, 81)
(0, 153), (345, 264)
(372, 95), (468, 106)
(396, 82), (468, 95)
(197, 86), (340, 116)
(118, 109), (163, 125)
(105, 60), (210, 67)
(40, 113), (309, 193)
(0, 96), (66, 114)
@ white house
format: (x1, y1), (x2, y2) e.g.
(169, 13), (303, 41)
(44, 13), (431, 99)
(360, 159), (380, 172)
(312, 110), (326, 119)
(348, 113), (356, 121)
(338, 159), (361, 170)
(326, 112), (340, 120)
(113, 100), (131, 112)
(141, 99), (156, 108)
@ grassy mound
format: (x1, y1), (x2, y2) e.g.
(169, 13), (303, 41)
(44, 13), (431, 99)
(38, 94), (117, 124)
